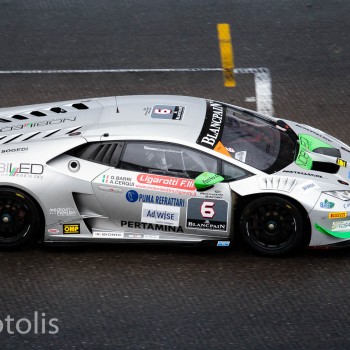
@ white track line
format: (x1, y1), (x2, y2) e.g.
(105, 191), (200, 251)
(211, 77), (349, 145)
(0, 67), (273, 116)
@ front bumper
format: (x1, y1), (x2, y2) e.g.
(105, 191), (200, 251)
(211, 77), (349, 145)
(309, 193), (350, 246)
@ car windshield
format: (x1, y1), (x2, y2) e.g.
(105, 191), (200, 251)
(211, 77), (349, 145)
(197, 101), (297, 174)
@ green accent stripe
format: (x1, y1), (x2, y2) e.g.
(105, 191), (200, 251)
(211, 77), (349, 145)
(315, 223), (350, 239)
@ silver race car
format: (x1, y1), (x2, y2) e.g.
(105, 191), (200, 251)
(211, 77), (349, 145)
(0, 95), (350, 256)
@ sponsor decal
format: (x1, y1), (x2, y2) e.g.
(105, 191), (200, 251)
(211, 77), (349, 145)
(0, 116), (77, 133)
(121, 221), (184, 233)
(320, 199), (335, 209)
(127, 191), (185, 207)
(197, 101), (226, 149)
(48, 228), (59, 234)
(151, 105), (185, 120)
(300, 181), (318, 191)
(1, 147), (28, 153)
(137, 174), (195, 191)
(126, 190), (139, 202)
(234, 151), (247, 163)
(93, 232), (124, 238)
(328, 212), (347, 219)
(199, 189), (224, 200)
(226, 147), (235, 153)
(63, 224), (80, 234)
(295, 124), (333, 143)
(217, 241), (230, 247)
(337, 158), (347, 167)
(141, 203), (180, 226)
(49, 208), (77, 216)
(186, 198), (228, 231)
(0, 163), (44, 179)
(332, 220), (350, 232)
(144, 234), (160, 239)
(102, 175), (134, 187)
(282, 170), (323, 178)
(128, 234), (143, 238)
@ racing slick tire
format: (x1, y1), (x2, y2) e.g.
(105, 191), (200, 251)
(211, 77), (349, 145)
(240, 196), (304, 257)
(0, 187), (41, 249)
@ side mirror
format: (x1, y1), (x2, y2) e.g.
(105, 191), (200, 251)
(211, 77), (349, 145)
(194, 172), (225, 190)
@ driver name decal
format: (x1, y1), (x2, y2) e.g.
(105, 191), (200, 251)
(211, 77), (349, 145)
(197, 101), (226, 149)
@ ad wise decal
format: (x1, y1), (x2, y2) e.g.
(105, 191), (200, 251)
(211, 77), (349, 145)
(141, 203), (180, 226)
(137, 174), (195, 191)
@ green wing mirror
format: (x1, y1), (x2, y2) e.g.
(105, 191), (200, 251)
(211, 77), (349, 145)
(194, 172), (225, 190)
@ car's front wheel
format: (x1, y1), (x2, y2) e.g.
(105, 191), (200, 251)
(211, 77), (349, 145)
(240, 196), (304, 256)
(0, 188), (42, 249)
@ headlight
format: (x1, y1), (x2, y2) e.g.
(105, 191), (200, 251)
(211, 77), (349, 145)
(323, 191), (350, 201)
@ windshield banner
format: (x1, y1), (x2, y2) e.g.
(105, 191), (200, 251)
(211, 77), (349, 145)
(197, 100), (226, 149)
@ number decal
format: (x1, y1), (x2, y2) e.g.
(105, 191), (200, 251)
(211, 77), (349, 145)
(200, 201), (215, 218)
(154, 108), (172, 115)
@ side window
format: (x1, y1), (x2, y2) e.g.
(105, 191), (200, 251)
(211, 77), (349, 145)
(68, 142), (123, 167)
(222, 161), (252, 181)
(119, 142), (218, 179)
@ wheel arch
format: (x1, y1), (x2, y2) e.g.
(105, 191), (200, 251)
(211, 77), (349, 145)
(0, 184), (46, 242)
(234, 192), (312, 248)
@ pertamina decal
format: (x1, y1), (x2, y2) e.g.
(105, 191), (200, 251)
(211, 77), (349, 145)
(121, 221), (184, 233)
(186, 198), (228, 231)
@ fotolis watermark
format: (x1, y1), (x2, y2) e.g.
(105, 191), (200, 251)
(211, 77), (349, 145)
(0, 312), (59, 335)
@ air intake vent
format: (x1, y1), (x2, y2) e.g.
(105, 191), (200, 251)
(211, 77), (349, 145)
(72, 103), (89, 110)
(12, 115), (28, 120)
(30, 111), (46, 117)
(258, 176), (298, 192)
(50, 107), (67, 113)
(0, 118), (11, 123)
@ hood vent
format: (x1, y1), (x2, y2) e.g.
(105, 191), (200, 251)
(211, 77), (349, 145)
(258, 176), (298, 192)
(50, 107), (67, 113)
(12, 115), (28, 120)
(0, 101), (90, 124)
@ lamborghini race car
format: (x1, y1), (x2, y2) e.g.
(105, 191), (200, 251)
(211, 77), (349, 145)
(0, 95), (350, 256)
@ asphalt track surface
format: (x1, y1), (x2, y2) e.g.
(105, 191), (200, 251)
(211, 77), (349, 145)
(0, 1), (350, 349)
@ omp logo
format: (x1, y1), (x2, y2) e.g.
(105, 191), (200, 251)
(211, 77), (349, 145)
(63, 224), (80, 234)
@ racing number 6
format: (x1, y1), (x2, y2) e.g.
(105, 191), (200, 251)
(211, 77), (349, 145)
(154, 108), (172, 115)
(201, 201), (215, 219)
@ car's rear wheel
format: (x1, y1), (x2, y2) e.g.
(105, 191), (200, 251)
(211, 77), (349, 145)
(0, 188), (41, 249)
(240, 196), (304, 256)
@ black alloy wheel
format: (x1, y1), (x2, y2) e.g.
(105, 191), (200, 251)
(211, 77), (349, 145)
(0, 188), (41, 249)
(240, 196), (304, 256)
